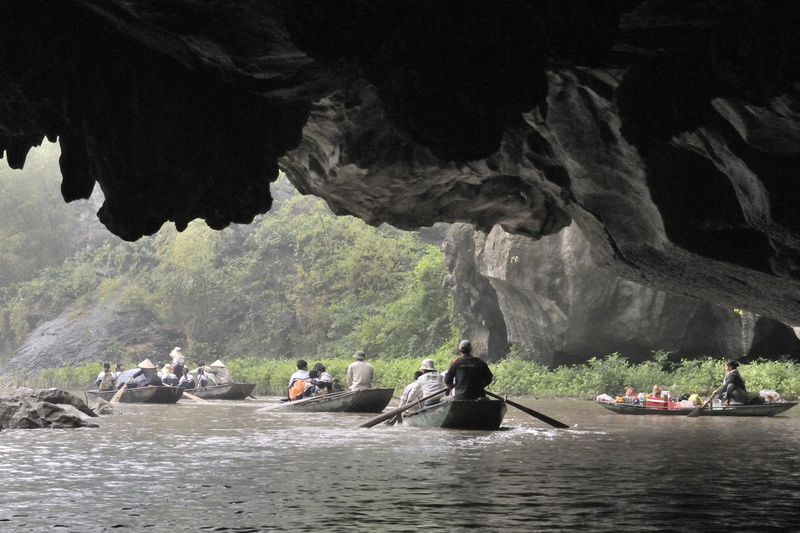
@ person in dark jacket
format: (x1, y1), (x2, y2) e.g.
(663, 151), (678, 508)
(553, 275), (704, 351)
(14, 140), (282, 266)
(444, 340), (493, 399)
(713, 360), (747, 405)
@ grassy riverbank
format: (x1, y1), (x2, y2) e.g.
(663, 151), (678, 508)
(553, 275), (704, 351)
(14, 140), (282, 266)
(9, 353), (800, 401)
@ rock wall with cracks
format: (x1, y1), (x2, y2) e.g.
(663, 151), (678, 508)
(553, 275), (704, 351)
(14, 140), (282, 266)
(2, 2), (800, 330)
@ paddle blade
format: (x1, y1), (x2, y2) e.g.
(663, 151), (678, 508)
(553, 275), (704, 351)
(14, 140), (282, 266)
(182, 392), (209, 403)
(486, 392), (569, 429)
(687, 397), (713, 417)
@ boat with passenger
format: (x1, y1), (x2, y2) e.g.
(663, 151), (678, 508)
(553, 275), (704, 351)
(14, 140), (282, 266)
(597, 399), (797, 417)
(85, 386), (184, 404)
(402, 398), (507, 429)
(183, 382), (256, 400)
(272, 388), (394, 413)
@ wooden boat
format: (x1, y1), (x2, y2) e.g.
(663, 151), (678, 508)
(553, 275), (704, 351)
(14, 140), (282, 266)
(275, 388), (394, 413)
(598, 400), (797, 417)
(183, 383), (256, 400)
(85, 385), (184, 404)
(402, 398), (507, 430)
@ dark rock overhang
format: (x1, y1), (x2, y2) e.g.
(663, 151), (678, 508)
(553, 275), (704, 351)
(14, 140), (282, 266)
(1, 1), (800, 325)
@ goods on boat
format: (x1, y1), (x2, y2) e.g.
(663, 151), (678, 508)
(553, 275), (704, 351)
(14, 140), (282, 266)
(597, 399), (797, 417)
(402, 398), (507, 429)
(183, 383), (256, 400)
(85, 386), (184, 404)
(273, 388), (393, 413)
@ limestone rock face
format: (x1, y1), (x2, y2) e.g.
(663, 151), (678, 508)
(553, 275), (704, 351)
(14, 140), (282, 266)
(446, 224), (800, 365)
(0, 302), (174, 379)
(1, 2), (800, 326)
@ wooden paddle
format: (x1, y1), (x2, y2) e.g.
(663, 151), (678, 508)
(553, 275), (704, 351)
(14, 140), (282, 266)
(485, 391), (570, 429)
(261, 389), (353, 411)
(358, 388), (447, 428)
(687, 395), (714, 417)
(109, 376), (133, 404)
(182, 391), (209, 403)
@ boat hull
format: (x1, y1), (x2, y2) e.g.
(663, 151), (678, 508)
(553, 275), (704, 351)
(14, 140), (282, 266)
(402, 399), (507, 430)
(278, 388), (393, 413)
(599, 401), (797, 417)
(85, 386), (184, 404)
(185, 383), (256, 400)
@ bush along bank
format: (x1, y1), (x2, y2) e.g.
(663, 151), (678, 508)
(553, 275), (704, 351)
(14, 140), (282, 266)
(9, 353), (800, 401)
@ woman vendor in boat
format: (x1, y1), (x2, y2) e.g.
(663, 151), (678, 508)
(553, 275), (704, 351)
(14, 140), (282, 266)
(713, 360), (747, 405)
(444, 340), (493, 400)
(130, 359), (163, 387)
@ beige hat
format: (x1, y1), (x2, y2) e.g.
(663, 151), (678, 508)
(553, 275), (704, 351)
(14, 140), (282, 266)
(353, 350), (366, 360)
(419, 359), (436, 371)
(210, 360), (225, 367)
(170, 347), (185, 363)
(138, 358), (156, 369)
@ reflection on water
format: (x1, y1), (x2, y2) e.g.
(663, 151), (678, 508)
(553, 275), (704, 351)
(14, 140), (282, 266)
(1, 398), (799, 532)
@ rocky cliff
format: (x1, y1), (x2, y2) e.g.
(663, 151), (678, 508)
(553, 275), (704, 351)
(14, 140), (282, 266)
(2, 2), (800, 334)
(445, 223), (800, 364)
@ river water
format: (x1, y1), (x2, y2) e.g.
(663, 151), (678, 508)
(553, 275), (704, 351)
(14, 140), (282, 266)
(1, 396), (798, 532)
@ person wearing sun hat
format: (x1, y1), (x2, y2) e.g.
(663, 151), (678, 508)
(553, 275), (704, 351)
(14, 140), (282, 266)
(346, 350), (374, 391)
(130, 358), (163, 387)
(170, 347), (186, 382)
(208, 359), (234, 385)
(406, 358), (445, 406)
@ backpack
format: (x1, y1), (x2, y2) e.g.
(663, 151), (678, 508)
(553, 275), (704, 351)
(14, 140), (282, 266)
(288, 379), (309, 401)
(99, 372), (115, 391)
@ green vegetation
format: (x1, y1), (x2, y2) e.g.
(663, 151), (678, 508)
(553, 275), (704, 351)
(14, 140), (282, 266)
(14, 354), (800, 401)
(0, 143), (459, 366)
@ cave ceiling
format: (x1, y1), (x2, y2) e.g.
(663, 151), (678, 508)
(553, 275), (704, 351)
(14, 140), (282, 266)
(2, 1), (800, 325)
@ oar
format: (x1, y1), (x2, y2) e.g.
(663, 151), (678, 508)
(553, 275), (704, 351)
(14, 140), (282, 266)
(109, 376), (133, 404)
(261, 390), (354, 411)
(485, 391), (569, 429)
(182, 391), (209, 403)
(687, 395), (714, 417)
(358, 388), (447, 428)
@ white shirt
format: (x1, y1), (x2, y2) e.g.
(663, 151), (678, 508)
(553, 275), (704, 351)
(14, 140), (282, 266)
(407, 371), (444, 401)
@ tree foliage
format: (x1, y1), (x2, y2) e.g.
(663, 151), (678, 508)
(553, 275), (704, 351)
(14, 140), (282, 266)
(0, 144), (459, 365)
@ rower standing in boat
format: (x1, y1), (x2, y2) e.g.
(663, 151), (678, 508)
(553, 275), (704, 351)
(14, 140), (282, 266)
(170, 347), (185, 383)
(444, 340), (493, 399)
(347, 351), (374, 391)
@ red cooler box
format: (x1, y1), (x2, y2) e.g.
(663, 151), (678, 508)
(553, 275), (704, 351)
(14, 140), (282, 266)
(645, 397), (668, 409)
